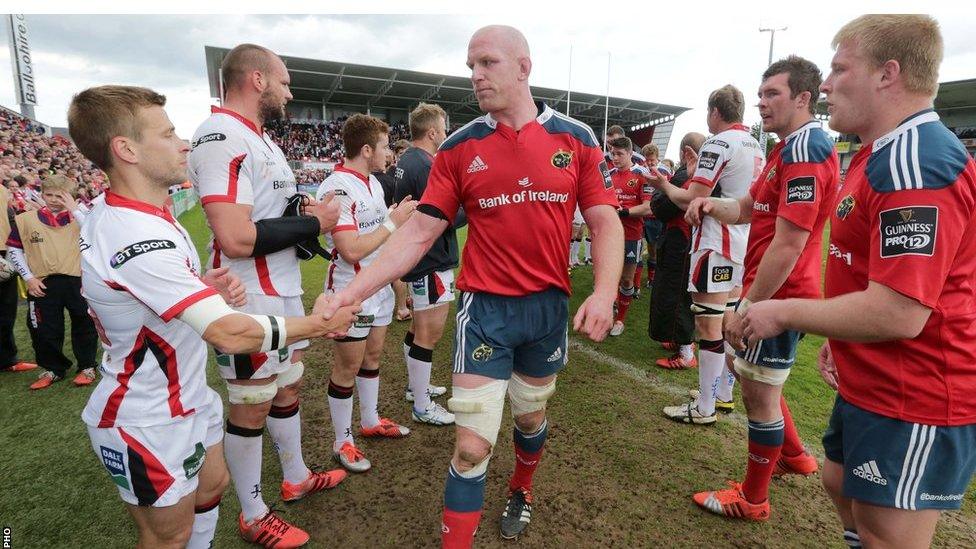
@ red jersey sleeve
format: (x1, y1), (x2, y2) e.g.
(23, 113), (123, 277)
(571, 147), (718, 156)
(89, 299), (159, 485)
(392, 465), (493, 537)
(867, 184), (973, 308)
(419, 149), (461, 225)
(577, 144), (618, 211)
(776, 161), (832, 232)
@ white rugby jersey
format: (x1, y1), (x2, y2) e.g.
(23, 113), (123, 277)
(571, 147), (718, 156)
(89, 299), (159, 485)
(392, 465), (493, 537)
(80, 192), (218, 428)
(689, 124), (764, 263)
(188, 106), (302, 297)
(317, 165), (389, 289)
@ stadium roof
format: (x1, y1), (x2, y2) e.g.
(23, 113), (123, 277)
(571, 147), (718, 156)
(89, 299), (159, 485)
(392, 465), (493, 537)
(934, 78), (976, 112)
(203, 46), (689, 131)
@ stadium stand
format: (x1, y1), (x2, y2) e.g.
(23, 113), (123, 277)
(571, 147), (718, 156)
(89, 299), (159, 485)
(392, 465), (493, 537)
(0, 107), (107, 211)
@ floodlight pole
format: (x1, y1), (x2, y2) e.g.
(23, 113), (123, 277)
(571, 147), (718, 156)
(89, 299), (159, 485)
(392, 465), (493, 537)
(603, 52), (611, 153)
(566, 43), (573, 116)
(759, 26), (787, 155)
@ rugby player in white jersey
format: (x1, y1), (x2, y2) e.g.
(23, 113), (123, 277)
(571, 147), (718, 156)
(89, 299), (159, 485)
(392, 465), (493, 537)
(188, 44), (350, 547)
(70, 85), (358, 549)
(646, 85), (764, 425)
(318, 114), (418, 473)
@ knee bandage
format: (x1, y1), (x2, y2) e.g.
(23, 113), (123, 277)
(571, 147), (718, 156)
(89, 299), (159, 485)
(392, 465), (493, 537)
(447, 379), (507, 447)
(226, 378), (278, 405)
(691, 301), (726, 318)
(508, 375), (557, 418)
(276, 361), (304, 388)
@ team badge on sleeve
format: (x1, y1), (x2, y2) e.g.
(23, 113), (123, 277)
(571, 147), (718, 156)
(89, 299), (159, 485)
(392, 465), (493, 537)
(786, 176), (816, 204)
(599, 161), (613, 189)
(699, 151), (720, 170)
(879, 206), (937, 258)
(551, 149), (573, 169)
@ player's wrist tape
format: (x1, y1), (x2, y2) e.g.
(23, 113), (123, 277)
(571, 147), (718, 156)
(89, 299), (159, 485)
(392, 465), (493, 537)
(253, 315), (288, 351)
(383, 218), (397, 234)
(251, 216), (320, 258)
(180, 295), (288, 352)
(735, 298), (753, 315)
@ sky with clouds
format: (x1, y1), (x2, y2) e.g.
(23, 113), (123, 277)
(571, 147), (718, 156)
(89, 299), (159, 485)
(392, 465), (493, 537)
(2, 7), (975, 159)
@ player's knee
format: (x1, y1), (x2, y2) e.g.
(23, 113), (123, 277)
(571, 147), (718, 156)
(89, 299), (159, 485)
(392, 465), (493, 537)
(454, 442), (492, 473)
(509, 375), (556, 421)
(226, 378), (277, 407)
(145, 520), (192, 549)
(273, 361), (304, 401)
(448, 379), (507, 450)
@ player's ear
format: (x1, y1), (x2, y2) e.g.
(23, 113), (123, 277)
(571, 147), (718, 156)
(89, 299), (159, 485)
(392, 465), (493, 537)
(518, 56), (532, 81)
(879, 59), (901, 90)
(109, 135), (138, 167)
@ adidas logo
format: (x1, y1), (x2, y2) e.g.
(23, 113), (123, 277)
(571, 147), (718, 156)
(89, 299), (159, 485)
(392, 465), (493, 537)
(467, 155), (488, 173)
(853, 460), (888, 485)
(546, 347), (563, 363)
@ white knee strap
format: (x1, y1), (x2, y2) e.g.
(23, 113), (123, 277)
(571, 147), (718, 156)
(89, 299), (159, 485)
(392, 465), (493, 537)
(691, 301), (726, 318)
(447, 379), (507, 447)
(276, 361), (304, 388)
(508, 375), (557, 418)
(226, 378), (278, 405)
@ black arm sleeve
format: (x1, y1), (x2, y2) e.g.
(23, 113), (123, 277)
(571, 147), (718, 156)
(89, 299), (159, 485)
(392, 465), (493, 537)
(417, 203), (449, 221)
(251, 216), (321, 258)
(453, 207), (468, 229)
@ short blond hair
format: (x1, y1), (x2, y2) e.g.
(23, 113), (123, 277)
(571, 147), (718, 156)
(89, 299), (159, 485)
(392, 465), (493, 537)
(833, 14), (942, 98)
(221, 43), (277, 92)
(708, 85), (744, 124)
(40, 174), (76, 194)
(409, 103), (447, 140)
(641, 143), (660, 159)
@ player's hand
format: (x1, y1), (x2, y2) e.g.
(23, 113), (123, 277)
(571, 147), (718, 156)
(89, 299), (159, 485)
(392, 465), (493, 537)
(26, 277), (46, 298)
(740, 299), (788, 347)
(573, 293), (614, 342)
(684, 197), (713, 227)
(307, 191), (341, 234)
(58, 190), (78, 213)
(203, 267), (246, 308)
(642, 167), (668, 189)
(817, 342), (839, 391)
(322, 304), (362, 339)
(724, 309), (747, 351)
(683, 145), (699, 178)
(389, 195), (418, 227)
(315, 290), (358, 320)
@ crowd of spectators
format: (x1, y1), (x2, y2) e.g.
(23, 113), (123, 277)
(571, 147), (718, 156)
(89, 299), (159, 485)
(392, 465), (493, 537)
(1, 108), (106, 214)
(267, 116), (410, 162)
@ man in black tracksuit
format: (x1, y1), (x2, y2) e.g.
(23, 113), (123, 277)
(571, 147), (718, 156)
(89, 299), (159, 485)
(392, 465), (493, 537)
(394, 102), (463, 426)
(648, 132), (704, 369)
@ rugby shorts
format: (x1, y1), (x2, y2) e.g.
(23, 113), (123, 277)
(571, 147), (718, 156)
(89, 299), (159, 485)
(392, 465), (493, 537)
(453, 288), (568, 380)
(87, 389), (223, 507)
(688, 249), (742, 294)
(733, 330), (803, 386)
(624, 238), (645, 266)
(823, 394), (976, 510)
(330, 283), (394, 341)
(408, 269), (456, 312)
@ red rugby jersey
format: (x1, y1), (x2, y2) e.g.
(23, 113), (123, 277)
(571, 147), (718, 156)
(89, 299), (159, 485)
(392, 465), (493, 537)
(421, 103), (618, 296)
(611, 166), (651, 240)
(743, 121), (838, 299)
(825, 110), (976, 426)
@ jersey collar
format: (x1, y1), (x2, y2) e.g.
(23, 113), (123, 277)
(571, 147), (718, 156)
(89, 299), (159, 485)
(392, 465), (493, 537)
(105, 191), (176, 224)
(729, 123), (749, 132)
(211, 105), (263, 137)
(334, 163), (372, 191)
(784, 119), (822, 142)
(483, 101), (552, 131)
(872, 108), (939, 153)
